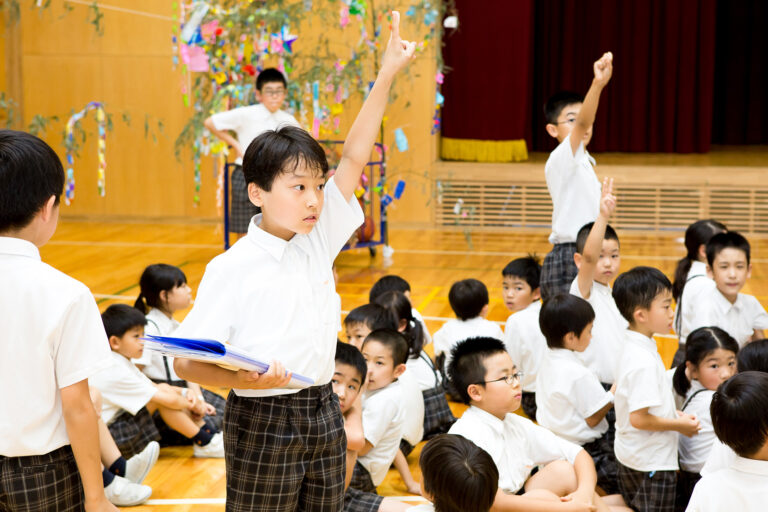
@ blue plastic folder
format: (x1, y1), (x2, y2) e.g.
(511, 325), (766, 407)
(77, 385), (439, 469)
(142, 335), (314, 389)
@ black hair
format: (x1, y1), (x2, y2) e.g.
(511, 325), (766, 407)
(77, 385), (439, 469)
(612, 266), (672, 324)
(737, 339), (768, 373)
(256, 67), (287, 91)
(673, 327), (738, 397)
(242, 125), (328, 191)
(711, 371), (768, 457)
(575, 221), (620, 255)
(373, 291), (424, 359)
(539, 294), (595, 349)
(368, 275), (411, 303)
(448, 279), (489, 321)
(343, 303), (392, 331)
(102, 304), (147, 339)
(134, 263), (188, 314)
(544, 91), (584, 125)
(334, 340), (367, 387)
(0, 129), (65, 233)
(362, 328), (409, 367)
(706, 231), (751, 267)
(419, 434), (499, 512)
(447, 337), (508, 404)
(672, 220), (727, 301)
(502, 255), (541, 290)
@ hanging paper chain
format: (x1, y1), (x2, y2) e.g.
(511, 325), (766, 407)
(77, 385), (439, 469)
(64, 101), (107, 205)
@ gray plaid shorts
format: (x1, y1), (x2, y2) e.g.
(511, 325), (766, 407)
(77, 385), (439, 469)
(344, 461), (383, 512)
(540, 242), (578, 300)
(230, 166), (260, 234)
(617, 462), (676, 512)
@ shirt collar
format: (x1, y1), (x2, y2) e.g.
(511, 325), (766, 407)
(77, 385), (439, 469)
(467, 405), (506, 436)
(732, 455), (768, 476)
(689, 261), (708, 278)
(593, 281), (612, 296)
(0, 237), (41, 260)
(625, 329), (657, 352)
(711, 287), (742, 314)
(246, 214), (289, 261)
(548, 347), (580, 362)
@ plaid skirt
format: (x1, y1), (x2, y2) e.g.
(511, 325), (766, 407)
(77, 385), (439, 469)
(230, 165), (260, 234)
(344, 461), (382, 512)
(108, 407), (161, 459)
(0, 446), (84, 511)
(223, 384), (346, 512)
(617, 462), (676, 512)
(422, 385), (457, 439)
(583, 433), (620, 495)
(540, 242), (578, 301)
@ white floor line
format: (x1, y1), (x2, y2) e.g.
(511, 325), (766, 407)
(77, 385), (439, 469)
(144, 496), (427, 505)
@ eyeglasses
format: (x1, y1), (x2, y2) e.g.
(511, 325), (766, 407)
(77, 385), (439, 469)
(475, 372), (524, 386)
(261, 88), (286, 97)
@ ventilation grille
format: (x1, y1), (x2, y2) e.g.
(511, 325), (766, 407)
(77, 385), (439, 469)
(436, 181), (768, 234)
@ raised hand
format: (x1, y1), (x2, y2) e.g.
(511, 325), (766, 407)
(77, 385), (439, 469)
(379, 11), (417, 78)
(599, 177), (616, 219)
(593, 52), (613, 86)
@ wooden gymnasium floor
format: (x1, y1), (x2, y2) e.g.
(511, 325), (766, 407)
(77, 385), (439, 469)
(41, 218), (768, 511)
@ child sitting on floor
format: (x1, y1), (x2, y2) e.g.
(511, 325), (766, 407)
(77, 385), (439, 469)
(344, 303), (392, 349)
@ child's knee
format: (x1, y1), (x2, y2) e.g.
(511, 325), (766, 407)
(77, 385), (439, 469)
(548, 460), (578, 492)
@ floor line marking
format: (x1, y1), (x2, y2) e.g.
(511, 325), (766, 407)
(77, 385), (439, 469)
(48, 240), (221, 249)
(416, 286), (442, 312)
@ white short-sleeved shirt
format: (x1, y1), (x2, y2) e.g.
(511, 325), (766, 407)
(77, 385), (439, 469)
(536, 348), (613, 445)
(614, 330), (679, 471)
(358, 381), (405, 486)
(545, 134), (601, 244)
(686, 456), (768, 512)
(412, 308), (432, 346)
(133, 308), (181, 381)
(700, 440), (736, 476)
(504, 300), (546, 392)
(398, 370), (425, 445)
(433, 317), (504, 371)
(0, 237), (113, 457)
(90, 351), (158, 425)
(570, 279), (629, 384)
(689, 287), (768, 347)
(449, 406), (582, 493)
(175, 177), (363, 397)
(210, 104), (299, 165)
(407, 504), (434, 512)
(676, 261), (715, 345)
(406, 351), (441, 391)
(677, 380), (716, 473)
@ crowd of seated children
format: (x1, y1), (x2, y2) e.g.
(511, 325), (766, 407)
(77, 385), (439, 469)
(502, 255), (545, 420)
(90, 304), (225, 461)
(688, 231), (768, 347)
(345, 303), (392, 349)
(671, 220), (727, 366)
(369, 275), (432, 346)
(536, 294), (620, 496)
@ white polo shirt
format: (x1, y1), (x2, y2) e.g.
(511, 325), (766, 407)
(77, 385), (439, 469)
(175, 177), (363, 397)
(398, 370), (425, 446)
(449, 406), (582, 493)
(545, 134), (600, 244)
(358, 381), (405, 486)
(0, 237), (112, 457)
(504, 300), (546, 392)
(677, 380), (716, 473)
(405, 351), (441, 391)
(687, 455), (768, 512)
(133, 308), (181, 381)
(700, 440), (736, 476)
(210, 104), (299, 165)
(689, 287), (768, 347)
(90, 351), (158, 425)
(614, 330), (679, 472)
(570, 279), (629, 384)
(675, 261), (715, 345)
(433, 317), (504, 371)
(536, 348), (613, 445)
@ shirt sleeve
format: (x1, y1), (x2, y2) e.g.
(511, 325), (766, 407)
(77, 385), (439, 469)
(547, 135), (584, 175)
(362, 395), (398, 447)
(624, 364), (663, 413)
(174, 261), (236, 342)
(571, 371), (613, 418)
(54, 288), (113, 389)
(524, 420), (583, 465)
(504, 317), (523, 367)
(96, 365), (157, 416)
(210, 108), (243, 132)
(313, 176), (364, 263)
(747, 296), (768, 330)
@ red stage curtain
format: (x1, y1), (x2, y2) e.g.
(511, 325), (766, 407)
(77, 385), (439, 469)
(531, 0), (717, 153)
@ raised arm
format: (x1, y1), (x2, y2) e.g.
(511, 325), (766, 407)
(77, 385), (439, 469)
(576, 178), (616, 299)
(333, 10), (416, 201)
(569, 52), (613, 155)
(204, 116), (244, 159)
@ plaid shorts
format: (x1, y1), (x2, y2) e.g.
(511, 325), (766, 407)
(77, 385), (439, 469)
(107, 407), (161, 459)
(344, 462), (383, 512)
(151, 381), (227, 446)
(520, 391), (537, 421)
(617, 462), (676, 512)
(223, 384), (346, 512)
(540, 243), (578, 301)
(230, 165), (260, 234)
(422, 386), (456, 439)
(0, 445), (84, 511)
(583, 433), (619, 495)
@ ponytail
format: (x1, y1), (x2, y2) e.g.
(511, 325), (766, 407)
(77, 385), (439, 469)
(134, 293), (148, 314)
(373, 290), (425, 359)
(673, 363), (691, 397)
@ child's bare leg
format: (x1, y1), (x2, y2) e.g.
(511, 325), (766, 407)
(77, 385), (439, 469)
(152, 404), (204, 438)
(393, 449), (420, 494)
(378, 497), (410, 512)
(345, 450), (356, 490)
(89, 386), (122, 465)
(524, 460), (578, 496)
(521, 489), (560, 501)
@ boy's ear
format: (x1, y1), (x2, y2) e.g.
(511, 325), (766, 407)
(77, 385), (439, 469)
(562, 331), (578, 350)
(573, 251), (582, 269)
(532, 287), (542, 301)
(467, 383), (483, 402)
(545, 123), (559, 139)
(480, 304), (490, 318)
(248, 182), (264, 207)
(632, 306), (647, 326)
(108, 335), (121, 350)
(40, 195), (57, 222)
(748, 262), (753, 280)
(393, 363), (407, 379)
(254, 88), (263, 103)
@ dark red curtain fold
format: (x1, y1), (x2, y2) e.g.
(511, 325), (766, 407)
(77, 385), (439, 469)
(441, 0), (534, 142)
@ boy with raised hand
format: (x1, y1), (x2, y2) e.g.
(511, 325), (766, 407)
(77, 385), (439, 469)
(541, 52), (613, 300)
(174, 12), (416, 512)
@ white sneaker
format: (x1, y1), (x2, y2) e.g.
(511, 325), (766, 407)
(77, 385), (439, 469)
(125, 441), (160, 484)
(104, 474), (152, 506)
(193, 431), (225, 458)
